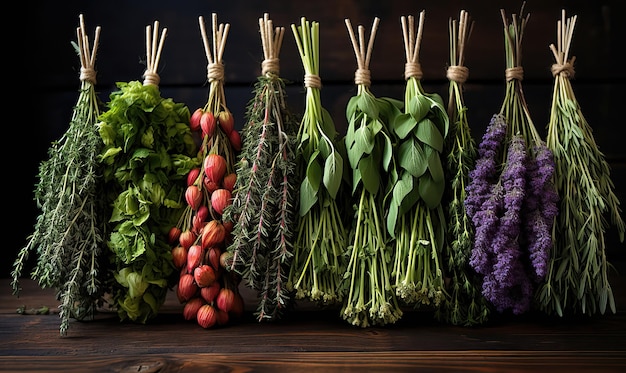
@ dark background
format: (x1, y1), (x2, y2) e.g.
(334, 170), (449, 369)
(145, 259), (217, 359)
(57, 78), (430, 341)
(6, 0), (625, 278)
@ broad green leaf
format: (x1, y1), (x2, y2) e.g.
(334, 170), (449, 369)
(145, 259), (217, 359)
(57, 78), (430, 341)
(299, 177), (318, 216)
(355, 125), (375, 155)
(393, 113), (417, 140)
(391, 171), (414, 211)
(425, 145), (445, 183)
(398, 138), (427, 177)
(323, 151), (343, 199)
(306, 151), (323, 190)
(418, 172), (444, 209)
(358, 154), (379, 195)
(408, 94), (431, 123)
(346, 95), (359, 119)
(382, 132), (393, 172)
(415, 118), (444, 152)
(357, 91), (379, 119)
(320, 107), (337, 139)
(387, 201), (399, 237)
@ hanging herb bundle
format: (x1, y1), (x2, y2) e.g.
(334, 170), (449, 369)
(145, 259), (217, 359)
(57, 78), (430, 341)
(98, 21), (198, 323)
(170, 14), (245, 329)
(536, 10), (625, 317)
(12, 15), (108, 336)
(465, 5), (559, 315)
(342, 17), (403, 327)
(223, 13), (300, 322)
(287, 17), (348, 306)
(436, 10), (491, 326)
(387, 11), (449, 310)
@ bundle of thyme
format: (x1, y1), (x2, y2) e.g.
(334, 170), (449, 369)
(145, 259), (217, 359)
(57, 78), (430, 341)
(12, 15), (108, 336)
(388, 12), (449, 310)
(436, 10), (491, 326)
(536, 10), (625, 317)
(465, 5), (559, 315)
(287, 17), (349, 306)
(342, 17), (403, 327)
(98, 21), (197, 323)
(224, 14), (300, 322)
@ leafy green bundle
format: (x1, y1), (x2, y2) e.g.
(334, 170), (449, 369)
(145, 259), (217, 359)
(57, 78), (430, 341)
(225, 14), (300, 322)
(12, 15), (108, 336)
(387, 12), (449, 310)
(537, 10), (625, 317)
(287, 17), (349, 306)
(98, 22), (197, 323)
(436, 10), (491, 326)
(342, 17), (403, 327)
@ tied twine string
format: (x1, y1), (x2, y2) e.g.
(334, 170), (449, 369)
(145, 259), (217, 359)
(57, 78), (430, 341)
(142, 21), (167, 86)
(447, 10), (473, 85)
(505, 66), (524, 82)
(550, 11), (578, 79)
(345, 17), (380, 87)
(401, 12), (425, 81)
(200, 13), (230, 83)
(259, 13), (285, 76)
(77, 14), (101, 85)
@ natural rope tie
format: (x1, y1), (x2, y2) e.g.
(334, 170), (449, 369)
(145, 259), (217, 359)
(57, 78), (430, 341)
(551, 59), (575, 78)
(143, 71), (160, 86)
(304, 73), (322, 89)
(505, 66), (524, 82)
(80, 66), (97, 85)
(404, 62), (423, 81)
(446, 65), (468, 84)
(207, 62), (225, 83)
(354, 68), (371, 87)
(262, 57), (279, 76)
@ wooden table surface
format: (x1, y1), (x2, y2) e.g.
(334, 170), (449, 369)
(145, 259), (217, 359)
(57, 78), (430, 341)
(2, 265), (626, 373)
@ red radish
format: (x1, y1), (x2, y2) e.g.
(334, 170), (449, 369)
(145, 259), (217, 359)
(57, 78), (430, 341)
(197, 304), (218, 329)
(171, 245), (187, 270)
(203, 177), (220, 194)
(216, 287), (235, 312)
(218, 110), (234, 134)
(193, 264), (216, 288)
(216, 309), (229, 325)
(203, 154), (227, 183)
(177, 273), (198, 302)
(222, 173), (237, 192)
(183, 297), (204, 321)
(211, 188), (232, 216)
(190, 108), (204, 132)
(200, 111), (216, 137)
(186, 244), (204, 274)
(228, 129), (241, 151)
(168, 226), (181, 245)
(185, 185), (202, 210)
(201, 220), (226, 249)
(200, 281), (221, 303)
(187, 168), (200, 186)
(179, 230), (196, 249)
(206, 246), (221, 271)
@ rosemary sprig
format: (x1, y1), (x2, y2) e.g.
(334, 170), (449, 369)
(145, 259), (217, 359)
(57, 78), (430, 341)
(11, 15), (109, 336)
(537, 10), (625, 317)
(287, 17), (349, 306)
(224, 14), (300, 322)
(436, 10), (491, 326)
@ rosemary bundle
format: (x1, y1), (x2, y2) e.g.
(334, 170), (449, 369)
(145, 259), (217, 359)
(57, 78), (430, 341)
(536, 10), (625, 317)
(12, 15), (108, 336)
(98, 21), (197, 323)
(436, 10), (491, 326)
(465, 5), (559, 315)
(388, 12), (449, 310)
(287, 17), (349, 306)
(224, 14), (300, 322)
(342, 17), (403, 327)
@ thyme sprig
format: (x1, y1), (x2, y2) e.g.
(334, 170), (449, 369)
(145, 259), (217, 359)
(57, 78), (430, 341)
(342, 17), (403, 327)
(287, 17), (348, 306)
(224, 14), (299, 322)
(436, 10), (491, 326)
(537, 10), (625, 317)
(11, 15), (108, 336)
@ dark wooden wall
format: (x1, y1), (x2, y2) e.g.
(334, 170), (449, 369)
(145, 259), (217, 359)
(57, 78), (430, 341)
(7, 0), (625, 277)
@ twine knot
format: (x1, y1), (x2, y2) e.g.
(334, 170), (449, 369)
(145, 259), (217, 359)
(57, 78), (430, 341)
(304, 73), (322, 89)
(446, 65), (468, 84)
(354, 68), (371, 87)
(404, 62), (423, 80)
(80, 67), (97, 85)
(143, 71), (160, 86)
(551, 59), (575, 78)
(207, 62), (225, 83)
(262, 57), (280, 76)
(505, 66), (524, 82)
